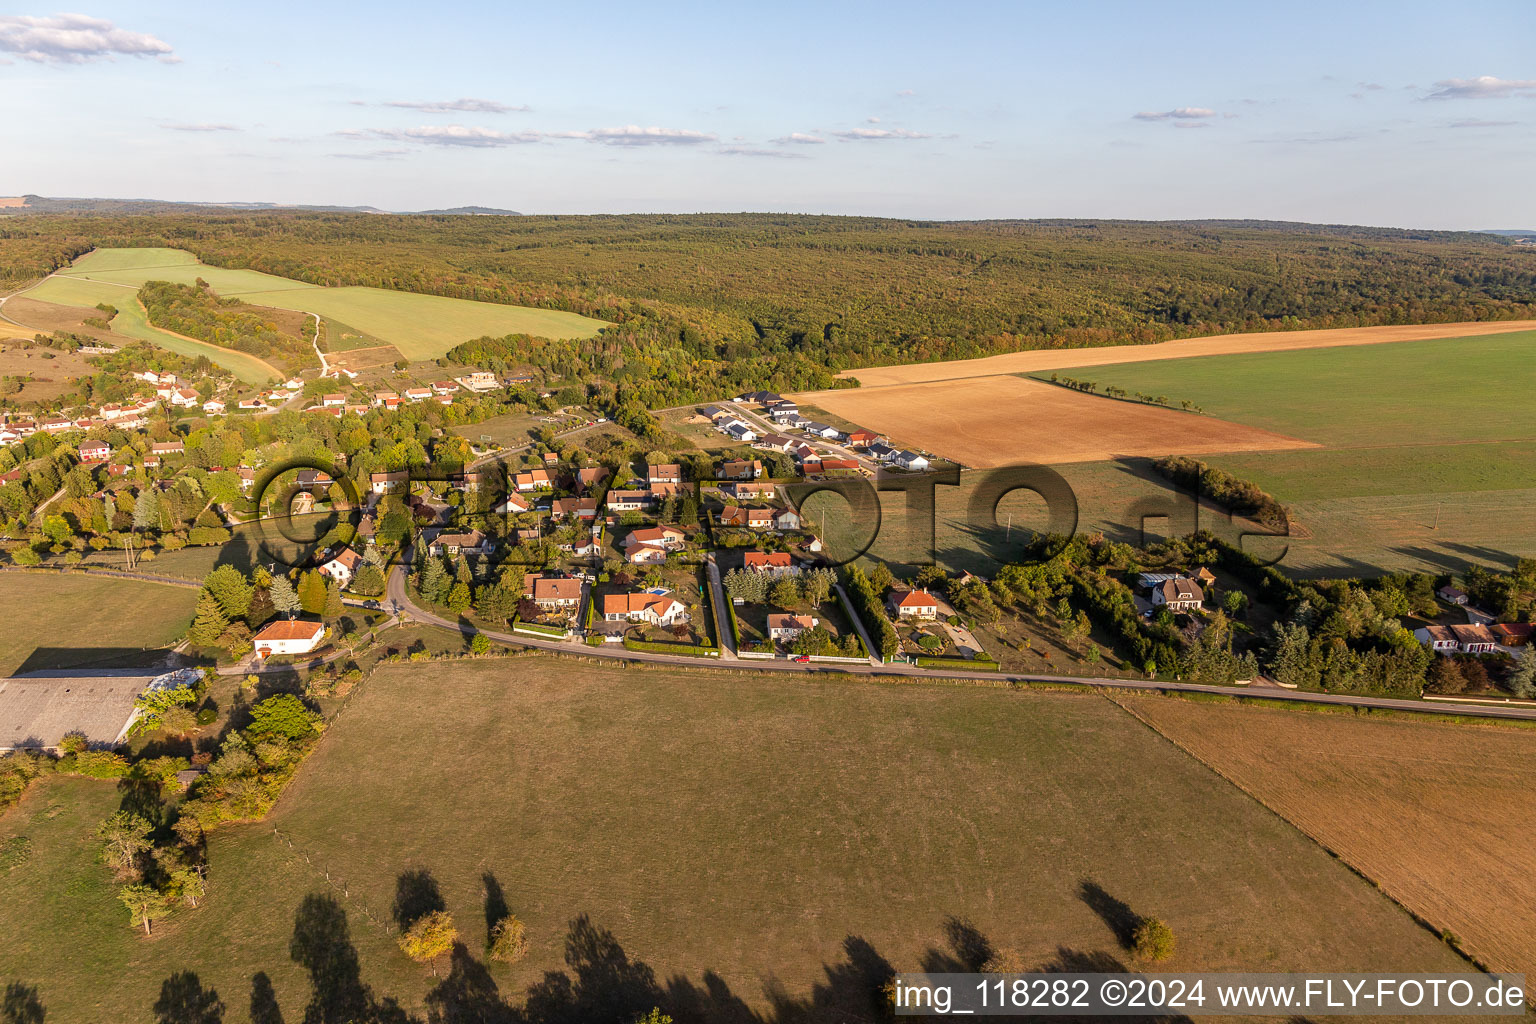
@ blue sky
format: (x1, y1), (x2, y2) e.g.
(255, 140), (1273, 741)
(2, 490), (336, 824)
(2, 1), (1533, 226)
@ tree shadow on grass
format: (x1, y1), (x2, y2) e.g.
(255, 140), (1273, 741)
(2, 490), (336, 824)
(248, 972), (284, 1024)
(2, 982), (46, 1024)
(1078, 879), (1142, 951)
(394, 868), (447, 931)
(918, 916), (994, 974)
(152, 971), (224, 1024)
(289, 893), (373, 1024)
(483, 871), (510, 946)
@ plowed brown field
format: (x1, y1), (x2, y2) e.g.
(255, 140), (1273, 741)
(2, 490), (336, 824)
(1119, 695), (1536, 981)
(796, 375), (1316, 467)
(838, 320), (1536, 388)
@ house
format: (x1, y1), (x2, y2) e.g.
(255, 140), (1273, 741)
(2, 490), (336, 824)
(602, 591), (687, 626)
(1152, 578), (1205, 612)
(623, 525), (685, 560)
(889, 589), (941, 620)
(319, 547), (362, 587)
(892, 451), (930, 471)
(647, 463), (682, 486)
(524, 574), (583, 611)
(453, 371), (498, 392)
(284, 377), (305, 390)
(372, 391), (400, 408)
(322, 393), (347, 407)
(738, 390), (783, 405)
(79, 440), (112, 463)
(1450, 623), (1499, 653)
(866, 442), (898, 463)
(768, 613), (818, 642)
(1191, 567), (1217, 587)
(720, 505), (773, 530)
(370, 471), (408, 495)
(238, 398), (267, 411)
(769, 403), (802, 423)
(252, 619), (326, 658)
(788, 442), (818, 462)
(845, 430), (879, 447)
(743, 551), (797, 575)
(804, 422), (843, 440)
(143, 455), (162, 470)
(494, 493), (531, 515)
(295, 469), (333, 493)
(1413, 625), (1460, 652)
(727, 481), (776, 500)
(718, 459), (763, 481)
(404, 387), (432, 403)
(451, 471), (487, 493)
(431, 380), (459, 395)
(552, 497), (599, 521)
(39, 418), (75, 433)
(202, 399), (226, 415)
(772, 508), (802, 531)
(803, 458), (858, 477)
(1492, 623), (1533, 647)
(754, 433), (794, 453)
(724, 421), (757, 443)
(575, 466), (610, 494)
(428, 530), (491, 557)
(606, 489), (657, 512)
(514, 469), (552, 492)
(1438, 585), (1469, 606)
(98, 403), (126, 420)
(237, 467), (258, 492)
(171, 388), (201, 408)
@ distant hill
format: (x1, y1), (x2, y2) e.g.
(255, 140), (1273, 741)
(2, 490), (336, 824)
(0, 194), (520, 216)
(1479, 229), (1536, 237)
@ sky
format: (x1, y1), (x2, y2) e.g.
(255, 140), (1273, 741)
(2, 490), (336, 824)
(2, 1), (1534, 227)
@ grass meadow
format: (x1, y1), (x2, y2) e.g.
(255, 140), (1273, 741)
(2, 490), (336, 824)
(0, 658), (1469, 1022)
(53, 248), (610, 362)
(0, 573), (196, 674)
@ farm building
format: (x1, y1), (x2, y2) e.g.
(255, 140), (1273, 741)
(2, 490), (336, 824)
(1438, 585), (1469, 606)
(0, 668), (202, 752)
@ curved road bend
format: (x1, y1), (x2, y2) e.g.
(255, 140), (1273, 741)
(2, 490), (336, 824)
(384, 566), (1536, 723)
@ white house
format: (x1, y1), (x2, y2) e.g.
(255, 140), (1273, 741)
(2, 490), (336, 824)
(602, 591), (686, 626)
(319, 548), (362, 588)
(252, 619), (326, 657)
(893, 451), (930, 471)
(768, 613), (818, 641)
(889, 588), (940, 620)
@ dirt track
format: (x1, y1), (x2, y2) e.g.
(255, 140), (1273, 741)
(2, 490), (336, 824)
(798, 375), (1316, 467)
(836, 320), (1536, 388)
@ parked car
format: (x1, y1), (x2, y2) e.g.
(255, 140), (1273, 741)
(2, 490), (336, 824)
(792, 655), (810, 663)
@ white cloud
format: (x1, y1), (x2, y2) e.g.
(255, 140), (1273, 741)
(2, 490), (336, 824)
(717, 145), (806, 159)
(1448, 118), (1518, 128)
(581, 125), (716, 146)
(382, 98), (529, 114)
(0, 13), (173, 64)
(350, 125), (542, 148)
(829, 127), (929, 140)
(772, 132), (826, 144)
(161, 122), (240, 133)
(897, 89), (915, 97)
(1427, 76), (1536, 100)
(1133, 107), (1216, 121)
(866, 116), (881, 123)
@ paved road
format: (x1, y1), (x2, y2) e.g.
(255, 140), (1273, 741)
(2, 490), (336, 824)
(383, 565), (1536, 722)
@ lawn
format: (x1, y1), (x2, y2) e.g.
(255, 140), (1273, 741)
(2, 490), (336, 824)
(1049, 331), (1536, 449)
(0, 659), (1470, 1021)
(1119, 694), (1536, 984)
(54, 248), (611, 362)
(0, 573), (197, 675)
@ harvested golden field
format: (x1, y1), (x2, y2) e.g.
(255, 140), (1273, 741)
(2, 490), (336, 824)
(797, 375), (1315, 467)
(838, 320), (1536, 388)
(2, 296), (117, 342)
(1118, 695), (1536, 981)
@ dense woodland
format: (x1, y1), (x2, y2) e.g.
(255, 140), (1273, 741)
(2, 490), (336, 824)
(4, 213), (1535, 407)
(137, 279), (309, 370)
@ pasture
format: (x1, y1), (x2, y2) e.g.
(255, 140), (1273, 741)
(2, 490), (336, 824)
(0, 660), (1469, 1022)
(53, 248), (611, 362)
(16, 276), (281, 384)
(0, 573), (196, 675)
(796, 375), (1314, 468)
(1119, 694), (1536, 983)
(836, 319), (1536, 388)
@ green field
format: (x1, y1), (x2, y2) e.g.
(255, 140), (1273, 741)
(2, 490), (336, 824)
(19, 274), (282, 384)
(1050, 331), (1536, 448)
(0, 573), (197, 674)
(51, 247), (611, 362)
(0, 658), (1470, 1021)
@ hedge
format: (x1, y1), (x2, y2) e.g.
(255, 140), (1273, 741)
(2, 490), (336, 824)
(622, 637), (720, 658)
(836, 586), (876, 660)
(511, 618), (567, 637)
(915, 656), (1004, 672)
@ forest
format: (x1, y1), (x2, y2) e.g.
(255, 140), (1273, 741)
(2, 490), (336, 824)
(4, 213), (1535, 405)
(138, 279), (310, 369)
